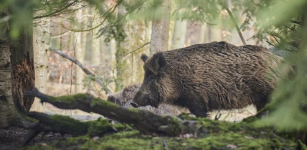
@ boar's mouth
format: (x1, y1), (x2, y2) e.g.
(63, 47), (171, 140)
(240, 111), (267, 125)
(130, 102), (138, 108)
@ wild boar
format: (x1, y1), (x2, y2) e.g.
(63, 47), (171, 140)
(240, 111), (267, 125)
(107, 84), (189, 116)
(131, 41), (283, 117)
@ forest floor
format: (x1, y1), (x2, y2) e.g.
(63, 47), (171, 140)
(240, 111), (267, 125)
(0, 116), (302, 150)
(0, 127), (71, 150)
(0, 110), (255, 150)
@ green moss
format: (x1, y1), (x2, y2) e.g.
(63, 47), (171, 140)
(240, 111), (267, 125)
(48, 94), (88, 104)
(297, 140), (307, 150)
(49, 115), (88, 135)
(22, 127), (299, 150)
(89, 97), (121, 108)
(87, 118), (128, 137)
(167, 117), (181, 135)
(127, 107), (140, 113)
(21, 114), (299, 150)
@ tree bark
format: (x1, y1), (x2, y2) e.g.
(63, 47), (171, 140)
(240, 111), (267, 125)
(0, 8), (12, 127)
(150, 0), (170, 54)
(9, 10), (35, 113)
(31, 12), (50, 112)
(0, 8), (35, 128)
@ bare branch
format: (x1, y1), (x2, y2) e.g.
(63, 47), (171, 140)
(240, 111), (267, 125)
(61, 2), (119, 32)
(219, 1), (246, 45)
(33, 1), (78, 19)
(123, 42), (150, 57)
(49, 48), (112, 94)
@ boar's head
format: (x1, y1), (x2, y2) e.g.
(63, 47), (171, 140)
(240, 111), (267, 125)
(131, 52), (179, 108)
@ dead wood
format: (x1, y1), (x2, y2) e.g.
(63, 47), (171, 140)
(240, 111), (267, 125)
(24, 88), (198, 137)
(22, 112), (125, 145)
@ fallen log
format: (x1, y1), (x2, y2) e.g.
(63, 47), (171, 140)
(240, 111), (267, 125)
(22, 112), (127, 145)
(24, 88), (197, 136)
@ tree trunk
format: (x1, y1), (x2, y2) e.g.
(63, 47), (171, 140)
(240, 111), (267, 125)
(0, 8), (13, 127)
(9, 10), (35, 113)
(75, 7), (85, 94)
(150, 0), (170, 54)
(91, 10), (101, 66)
(114, 5), (127, 92)
(207, 25), (222, 42)
(0, 8), (35, 128)
(31, 13), (50, 112)
(171, 20), (187, 49)
(199, 23), (207, 43)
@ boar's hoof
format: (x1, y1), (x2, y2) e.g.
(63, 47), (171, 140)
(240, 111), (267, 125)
(130, 102), (139, 108)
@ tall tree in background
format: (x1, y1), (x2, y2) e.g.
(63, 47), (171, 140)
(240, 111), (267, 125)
(171, 20), (187, 49)
(150, 0), (170, 54)
(31, 12), (50, 112)
(114, 2), (126, 92)
(75, 5), (85, 94)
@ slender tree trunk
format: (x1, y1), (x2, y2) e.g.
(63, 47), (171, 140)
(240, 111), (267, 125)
(150, 0), (170, 54)
(114, 4), (127, 92)
(31, 13), (50, 112)
(199, 23), (207, 43)
(171, 20), (187, 49)
(207, 25), (222, 42)
(91, 10), (101, 66)
(115, 42), (125, 92)
(75, 7), (85, 94)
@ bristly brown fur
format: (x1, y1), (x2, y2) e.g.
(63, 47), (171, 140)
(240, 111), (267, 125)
(133, 41), (284, 117)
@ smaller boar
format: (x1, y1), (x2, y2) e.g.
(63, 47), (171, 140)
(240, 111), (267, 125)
(131, 42), (284, 117)
(107, 84), (189, 116)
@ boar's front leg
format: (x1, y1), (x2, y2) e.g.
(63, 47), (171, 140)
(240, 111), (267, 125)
(180, 94), (209, 117)
(182, 100), (208, 117)
(188, 106), (208, 117)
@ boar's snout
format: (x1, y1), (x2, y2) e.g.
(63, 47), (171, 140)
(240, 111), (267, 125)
(130, 102), (139, 108)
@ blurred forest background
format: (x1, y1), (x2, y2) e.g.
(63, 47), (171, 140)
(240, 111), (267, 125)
(30, 0), (264, 118)
(1, 0), (307, 131)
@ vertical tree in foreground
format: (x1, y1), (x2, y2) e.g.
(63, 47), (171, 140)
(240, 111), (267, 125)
(9, 5), (35, 113)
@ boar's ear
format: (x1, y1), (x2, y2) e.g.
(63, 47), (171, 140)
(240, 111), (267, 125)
(141, 54), (148, 62)
(150, 52), (167, 75)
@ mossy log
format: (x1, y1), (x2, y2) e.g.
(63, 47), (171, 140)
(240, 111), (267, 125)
(24, 88), (197, 136)
(22, 112), (128, 145)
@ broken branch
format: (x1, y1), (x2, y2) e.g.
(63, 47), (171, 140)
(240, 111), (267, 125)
(49, 48), (112, 94)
